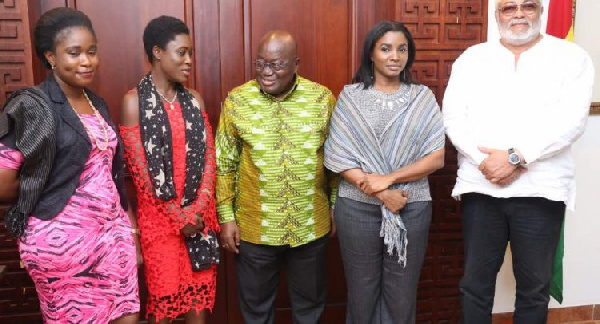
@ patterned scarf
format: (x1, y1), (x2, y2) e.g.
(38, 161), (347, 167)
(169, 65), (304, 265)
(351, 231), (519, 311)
(137, 73), (206, 206)
(324, 83), (445, 266)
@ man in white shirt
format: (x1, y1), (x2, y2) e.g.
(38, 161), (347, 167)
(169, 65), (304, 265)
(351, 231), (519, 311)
(443, 0), (594, 322)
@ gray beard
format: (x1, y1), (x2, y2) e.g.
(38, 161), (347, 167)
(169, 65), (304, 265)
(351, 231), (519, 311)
(499, 19), (542, 46)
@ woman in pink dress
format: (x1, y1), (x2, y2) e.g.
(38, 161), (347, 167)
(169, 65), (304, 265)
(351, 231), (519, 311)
(0, 8), (140, 323)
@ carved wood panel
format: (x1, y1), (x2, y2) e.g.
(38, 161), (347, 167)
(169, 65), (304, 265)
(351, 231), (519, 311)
(0, 0), (34, 105)
(399, 0), (487, 50)
(398, 0), (488, 322)
(0, 1), (38, 322)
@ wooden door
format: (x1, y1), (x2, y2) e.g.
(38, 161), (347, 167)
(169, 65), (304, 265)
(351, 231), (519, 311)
(397, 1), (488, 322)
(0, 1), (488, 323)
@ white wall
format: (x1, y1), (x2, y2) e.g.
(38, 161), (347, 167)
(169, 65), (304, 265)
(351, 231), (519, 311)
(486, 0), (600, 313)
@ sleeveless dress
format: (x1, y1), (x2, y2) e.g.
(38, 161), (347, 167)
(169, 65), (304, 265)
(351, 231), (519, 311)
(0, 114), (140, 323)
(119, 99), (218, 321)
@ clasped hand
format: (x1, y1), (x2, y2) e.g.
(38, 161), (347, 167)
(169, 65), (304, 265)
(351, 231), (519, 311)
(180, 213), (205, 237)
(376, 189), (408, 214)
(478, 146), (526, 186)
(358, 173), (392, 195)
(357, 173), (408, 213)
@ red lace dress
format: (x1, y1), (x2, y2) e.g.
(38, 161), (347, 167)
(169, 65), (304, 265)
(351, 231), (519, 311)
(119, 100), (218, 321)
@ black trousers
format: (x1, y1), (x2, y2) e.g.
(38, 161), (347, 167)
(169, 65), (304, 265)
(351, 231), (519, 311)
(460, 193), (565, 324)
(236, 235), (329, 324)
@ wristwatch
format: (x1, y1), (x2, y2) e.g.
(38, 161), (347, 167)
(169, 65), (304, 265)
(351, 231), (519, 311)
(508, 148), (521, 166)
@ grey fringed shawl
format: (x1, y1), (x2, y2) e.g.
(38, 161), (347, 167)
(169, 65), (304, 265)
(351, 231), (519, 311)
(324, 83), (444, 265)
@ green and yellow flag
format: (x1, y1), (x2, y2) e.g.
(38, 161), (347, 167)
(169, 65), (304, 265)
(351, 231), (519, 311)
(546, 0), (574, 304)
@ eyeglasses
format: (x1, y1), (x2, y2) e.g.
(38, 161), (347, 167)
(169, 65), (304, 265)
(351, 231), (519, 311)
(254, 60), (288, 72)
(498, 2), (539, 16)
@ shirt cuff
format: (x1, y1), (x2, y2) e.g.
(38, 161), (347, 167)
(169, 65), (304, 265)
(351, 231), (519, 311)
(517, 145), (540, 165)
(217, 204), (236, 224)
(329, 190), (337, 208)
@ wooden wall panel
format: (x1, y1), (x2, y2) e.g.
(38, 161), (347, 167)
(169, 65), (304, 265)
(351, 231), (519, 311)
(218, 0), (246, 104)
(397, 0), (488, 322)
(192, 0), (221, 128)
(23, 1), (68, 87)
(244, 0), (351, 97)
(0, 1), (38, 322)
(398, 0), (487, 51)
(75, 0), (186, 123)
(0, 0), (34, 105)
(352, 0), (397, 72)
(190, 2), (231, 321)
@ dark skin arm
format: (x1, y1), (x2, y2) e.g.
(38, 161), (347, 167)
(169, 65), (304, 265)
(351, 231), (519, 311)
(125, 202), (143, 267)
(0, 168), (19, 213)
(359, 148), (445, 195)
(120, 91), (204, 237)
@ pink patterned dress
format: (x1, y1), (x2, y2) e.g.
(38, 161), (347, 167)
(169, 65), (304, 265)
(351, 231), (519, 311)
(0, 114), (140, 323)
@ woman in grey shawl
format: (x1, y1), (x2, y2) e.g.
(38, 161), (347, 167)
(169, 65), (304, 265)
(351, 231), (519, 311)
(324, 21), (445, 324)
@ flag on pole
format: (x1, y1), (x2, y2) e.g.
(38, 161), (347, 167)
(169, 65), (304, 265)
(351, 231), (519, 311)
(545, 0), (574, 305)
(547, 0), (574, 41)
(550, 224), (564, 303)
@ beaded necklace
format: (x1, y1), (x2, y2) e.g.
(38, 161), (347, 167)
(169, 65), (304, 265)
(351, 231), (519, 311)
(71, 91), (109, 150)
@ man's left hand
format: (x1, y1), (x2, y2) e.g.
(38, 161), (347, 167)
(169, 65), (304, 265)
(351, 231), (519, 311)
(497, 167), (527, 186)
(478, 146), (517, 183)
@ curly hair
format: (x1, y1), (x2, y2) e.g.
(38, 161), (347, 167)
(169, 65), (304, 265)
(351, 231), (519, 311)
(34, 7), (96, 70)
(352, 21), (418, 89)
(143, 15), (189, 64)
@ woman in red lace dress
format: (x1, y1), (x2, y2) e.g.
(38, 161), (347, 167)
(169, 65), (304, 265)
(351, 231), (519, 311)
(119, 16), (218, 323)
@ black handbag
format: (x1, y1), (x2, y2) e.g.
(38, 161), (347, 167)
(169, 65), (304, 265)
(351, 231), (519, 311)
(184, 230), (220, 272)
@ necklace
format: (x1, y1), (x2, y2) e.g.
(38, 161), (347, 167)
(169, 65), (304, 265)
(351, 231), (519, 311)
(155, 86), (177, 110)
(157, 89), (177, 110)
(73, 91), (109, 151)
(373, 84), (409, 111)
(149, 75), (178, 109)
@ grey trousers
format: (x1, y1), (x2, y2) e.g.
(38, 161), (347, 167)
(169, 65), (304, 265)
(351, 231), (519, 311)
(335, 197), (432, 324)
(235, 235), (329, 324)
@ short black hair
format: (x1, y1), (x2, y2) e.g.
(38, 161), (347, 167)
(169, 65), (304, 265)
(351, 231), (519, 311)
(143, 15), (189, 64)
(352, 21), (417, 89)
(34, 7), (96, 70)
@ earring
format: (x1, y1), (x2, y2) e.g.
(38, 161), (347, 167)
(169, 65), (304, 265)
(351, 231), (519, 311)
(370, 61), (375, 80)
(51, 63), (56, 70)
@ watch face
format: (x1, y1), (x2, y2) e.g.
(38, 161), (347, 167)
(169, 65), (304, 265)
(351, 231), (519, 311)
(508, 153), (520, 165)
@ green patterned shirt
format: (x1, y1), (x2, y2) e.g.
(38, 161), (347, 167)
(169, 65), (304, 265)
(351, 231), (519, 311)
(215, 76), (338, 247)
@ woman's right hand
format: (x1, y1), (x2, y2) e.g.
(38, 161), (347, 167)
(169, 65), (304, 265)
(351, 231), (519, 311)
(133, 235), (144, 267)
(376, 189), (408, 214)
(180, 215), (205, 237)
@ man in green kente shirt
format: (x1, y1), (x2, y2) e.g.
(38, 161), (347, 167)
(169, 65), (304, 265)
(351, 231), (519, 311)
(216, 30), (338, 323)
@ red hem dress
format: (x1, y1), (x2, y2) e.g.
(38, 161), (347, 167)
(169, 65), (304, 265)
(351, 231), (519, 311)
(1, 114), (140, 323)
(119, 99), (218, 321)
